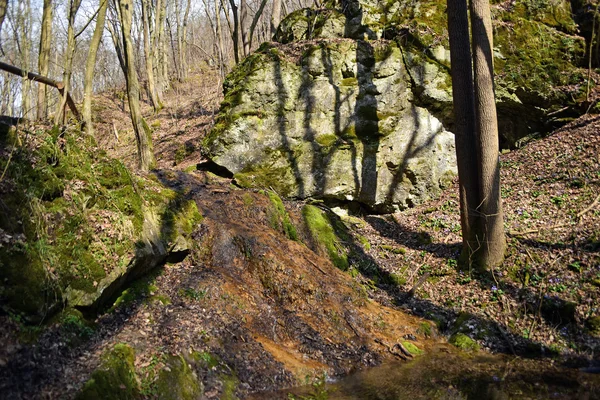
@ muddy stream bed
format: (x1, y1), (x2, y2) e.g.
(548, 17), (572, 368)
(260, 347), (600, 399)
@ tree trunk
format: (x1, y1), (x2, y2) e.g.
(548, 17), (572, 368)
(447, 0), (481, 267)
(271, 0), (282, 36)
(240, 0), (249, 56)
(55, 0), (82, 125)
(19, 0), (32, 119)
(228, 0), (240, 63)
(107, 6), (127, 77)
(82, 0), (108, 134)
(118, 0), (155, 171)
(248, 0), (268, 51)
(180, 0), (191, 80)
(469, 0), (506, 268)
(215, 0), (225, 76)
(37, 0), (52, 120)
(0, 0), (7, 40)
(175, 0), (183, 81)
(141, 0), (162, 112)
(156, 0), (169, 93)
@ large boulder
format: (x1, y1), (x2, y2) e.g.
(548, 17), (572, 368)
(205, 40), (457, 212)
(204, 0), (589, 211)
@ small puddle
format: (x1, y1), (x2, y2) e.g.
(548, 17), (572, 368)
(255, 347), (600, 399)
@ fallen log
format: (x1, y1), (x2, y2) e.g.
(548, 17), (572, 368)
(0, 61), (82, 123)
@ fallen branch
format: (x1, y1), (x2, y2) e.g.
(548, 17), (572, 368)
(0, 61), (82, 123)
(374, 338), (413, 360)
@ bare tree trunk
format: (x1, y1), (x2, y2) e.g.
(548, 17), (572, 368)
(18, 0), (32, 118)
(271, 0), (282, 36)
(117, 0), (155, 171)
(175, 0), (183, 80)
(469, 0), (506, 269)
(215, 0), (225, 76)
(180, 0), (191, 80)
(447, 0), (481, 268)
(240, 0), (249, 56)
(107, 4), (126, 76)
(141, 0), (162, 112)
(0, 0), (7, 40)
(0, 61), (82, 121)
(155, 0), (169, 93)
(55, 0), (82, 125)
(248, 0), (268, 50)
(228, 0), (240, 63)
(37, 0), (52, 120)
(82, 0), (108, 134)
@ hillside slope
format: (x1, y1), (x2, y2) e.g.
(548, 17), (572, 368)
(0, 72), (598, 399)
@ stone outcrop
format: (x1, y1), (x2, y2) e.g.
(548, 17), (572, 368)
(205, 40), (457, 213)
(204, 0), (589, 211)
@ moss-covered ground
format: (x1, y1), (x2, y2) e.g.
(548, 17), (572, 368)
(0, 122), (201, 322)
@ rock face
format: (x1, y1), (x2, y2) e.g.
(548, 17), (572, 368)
(205, 40), (456, 212)
(205, 0), (588, 211)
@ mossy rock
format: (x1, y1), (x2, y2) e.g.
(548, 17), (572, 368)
(402, 341), (424, 355)
(0, 126), (202, 321)
(449, 333), (480, 352)
(155, 355), (203, 400)
(76, 343), (141, 400)
(274, 8), (347, 44)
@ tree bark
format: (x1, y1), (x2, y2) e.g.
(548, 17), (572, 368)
(215, 0), (225, 76)
(19, 0), (32, 119)
(240, 0), (249, 56)
(82, 0), (108, 134)
(55, 0), (82, 125)
(470, 0), (506, 268)
(117, 0), (155, 171)
(447, 0), (481, 267)
(175, 0), (183, 80)
(106, 4), (127, 77)
(228, 0), (240, 63)
(141, 0), (162, 112)
(0, 61), (81, 121)
(37, 0), (52, 120)
(0, 0), (7, 40)
(180, 0), (191, 80)
(156, 0), (169, 93)
(248, 0), (268, 51)
(271, 0), (282, 36)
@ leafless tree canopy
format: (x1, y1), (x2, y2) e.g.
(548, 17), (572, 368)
(0, 0), (317, 120)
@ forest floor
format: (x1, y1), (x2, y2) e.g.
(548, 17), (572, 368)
(93, 67), (600, 381)
(1, 68), (599, 399)
(95, 68), (600, 362)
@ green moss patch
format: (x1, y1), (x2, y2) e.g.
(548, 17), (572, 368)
(155, 355), (203, 400)
(76, 344), (141, 400)
(267, 191), (298, 240)
(449, 333), (480, 352)
(302, 205), (349, 270)
(402, 341), (424, 355)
